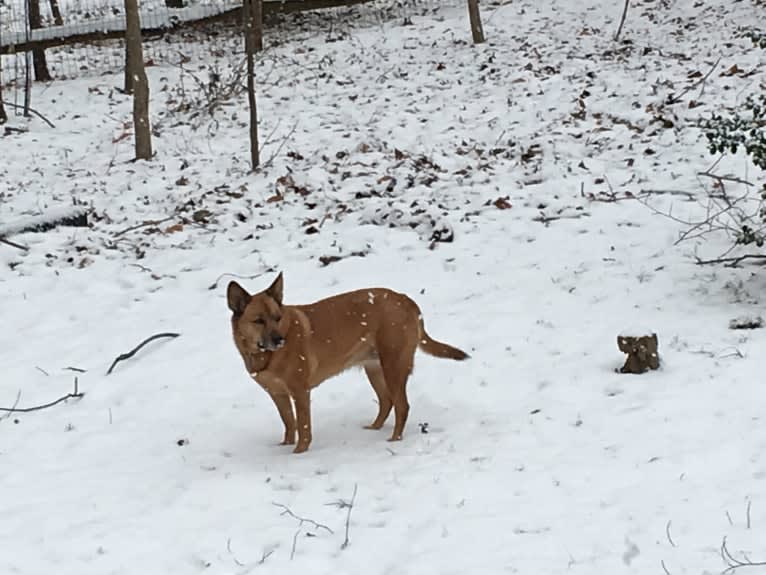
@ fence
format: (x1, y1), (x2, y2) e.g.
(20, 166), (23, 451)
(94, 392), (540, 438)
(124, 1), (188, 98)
(0, 0), (396, 84)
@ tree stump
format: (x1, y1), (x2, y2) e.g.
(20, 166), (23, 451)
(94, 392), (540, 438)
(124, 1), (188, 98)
(617, 333), (659, 374)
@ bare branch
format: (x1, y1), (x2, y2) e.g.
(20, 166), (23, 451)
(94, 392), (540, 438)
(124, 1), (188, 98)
(1, 100), (56, 128)
(0, 377), (83, 414)
(695, 254), (766, 267)
(721, 536), (766, 573)
(341, 484), (357, 550)
(0, 237), (30, 251)
(667, 57), (721, 104)
(272, 502), (333, 534)
(106, 333), (180, 375)
(666, 520), (676, 547)
(0, 390), (22, 421)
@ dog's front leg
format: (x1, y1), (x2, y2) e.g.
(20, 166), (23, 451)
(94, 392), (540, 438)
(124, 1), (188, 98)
(269, 392), (296, 445)
(292, 389), (312, 454)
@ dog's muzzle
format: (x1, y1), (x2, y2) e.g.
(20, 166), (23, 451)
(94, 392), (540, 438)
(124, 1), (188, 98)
(258, 334), (285, 352)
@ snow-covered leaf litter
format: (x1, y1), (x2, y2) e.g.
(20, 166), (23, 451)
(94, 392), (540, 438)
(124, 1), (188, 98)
(2, 1), (766, 574)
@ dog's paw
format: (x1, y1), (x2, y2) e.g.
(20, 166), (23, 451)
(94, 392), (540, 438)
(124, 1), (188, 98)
(293, 444), (309, 454)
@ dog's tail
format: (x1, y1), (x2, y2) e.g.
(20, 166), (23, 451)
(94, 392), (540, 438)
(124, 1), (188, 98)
(418, 317), (469, 360)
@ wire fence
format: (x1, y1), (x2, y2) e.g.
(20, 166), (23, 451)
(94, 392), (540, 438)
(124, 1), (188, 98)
(0, 0), (463, 86)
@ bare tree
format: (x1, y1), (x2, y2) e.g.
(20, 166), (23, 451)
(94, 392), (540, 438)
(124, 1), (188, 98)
(124, 0), (152, 159)
(467, 0), (485, 44)
(243, 0), (263, 169)
(0, 76), (6, 125)
(27, 0), (52, 81)
(615, 0), (630, 41)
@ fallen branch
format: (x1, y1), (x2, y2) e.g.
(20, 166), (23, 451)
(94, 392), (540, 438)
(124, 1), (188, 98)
(0, 377), (83, 414)
(0, 237), (30, 251)
(721, 536), (766, 573)
(113, 215), (177, 238)
(695, 254), (766, 267)
(106, 333), (180, 375)
(1, 100), (56, 128)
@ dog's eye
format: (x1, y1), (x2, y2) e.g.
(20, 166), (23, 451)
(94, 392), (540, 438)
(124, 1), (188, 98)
(274, 316), (282, 323)
(253, 318), (265, 325)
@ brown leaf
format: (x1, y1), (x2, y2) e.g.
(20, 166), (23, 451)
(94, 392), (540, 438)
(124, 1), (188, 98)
(493, 197), (512, 210)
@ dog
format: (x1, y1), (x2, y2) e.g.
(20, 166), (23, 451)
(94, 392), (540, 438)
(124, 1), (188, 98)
(226, 272), (469, 453)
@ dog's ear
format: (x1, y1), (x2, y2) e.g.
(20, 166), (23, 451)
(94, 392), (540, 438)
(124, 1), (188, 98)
(265, 272), (283, 305)
(227, 281), (251, 315)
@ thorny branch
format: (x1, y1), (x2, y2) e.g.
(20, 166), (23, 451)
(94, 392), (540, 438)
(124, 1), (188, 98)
(106, 333), (180, 375)
(0, 377), (83, 415)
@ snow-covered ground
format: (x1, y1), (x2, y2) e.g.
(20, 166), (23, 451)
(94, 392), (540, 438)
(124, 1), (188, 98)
(2, 1), (766, 573)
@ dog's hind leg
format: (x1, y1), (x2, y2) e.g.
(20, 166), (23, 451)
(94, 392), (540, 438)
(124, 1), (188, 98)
(269, 392), (296, 445)
(363, 363), (393, 430)
(378, 349), (414, 442)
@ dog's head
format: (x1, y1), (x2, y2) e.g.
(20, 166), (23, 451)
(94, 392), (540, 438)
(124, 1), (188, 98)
(227, 273), (287, 352)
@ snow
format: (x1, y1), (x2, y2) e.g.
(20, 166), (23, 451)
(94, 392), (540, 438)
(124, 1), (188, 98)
(2, 0), (766, 574)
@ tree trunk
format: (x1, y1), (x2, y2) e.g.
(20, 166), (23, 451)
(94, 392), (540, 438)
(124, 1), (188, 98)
(124, 0), (152, 160)
(467, 0), (485, 44)
(0, 60), (6, 124)
(48, 0), (64, 26)
(243, 0), (261, 169)
(27, 0), (52, 81)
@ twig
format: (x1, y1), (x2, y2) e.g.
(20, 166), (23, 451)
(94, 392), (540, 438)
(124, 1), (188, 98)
(721, 536), (766, 573)
(257, 549), (274, 565)
(0, 237), (30, 251)
(113, 215), (177, 238)
(614, 0), (630, 41)
(35, 366), (49, 376)
(666, 520), (676, 547)
(208, 268), (274, 291)
(272, 501), (333, 561)
(0, 390), (22, 421)
(261, 122), (298, 169)
(272, 503), (333, 534)
(64, 366), (87, 373)
(290, 527), (301, 560)
(698, 171), (755, 188)
(226, 538), (246, 567)
(0, 377), (83, 414)
(1, 100), (56, 128)
(106, 333), (180, 375)
(341, 484), (357, 550)
(668, 57), (721, 104)
(661, 559), (671, 575)
(746, 499), (752, 530)
(695, 254), (766, 267)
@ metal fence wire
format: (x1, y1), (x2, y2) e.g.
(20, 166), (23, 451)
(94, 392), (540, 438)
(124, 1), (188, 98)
(0, 0), (463, 86)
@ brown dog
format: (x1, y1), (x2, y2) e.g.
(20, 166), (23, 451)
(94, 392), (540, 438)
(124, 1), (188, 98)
(227, 273), (468, 453)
